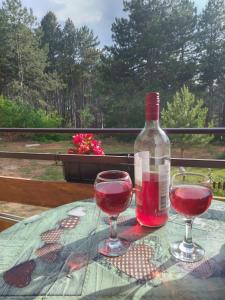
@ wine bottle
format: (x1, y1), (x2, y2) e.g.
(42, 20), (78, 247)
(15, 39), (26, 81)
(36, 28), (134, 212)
(134, 92), (170, 227)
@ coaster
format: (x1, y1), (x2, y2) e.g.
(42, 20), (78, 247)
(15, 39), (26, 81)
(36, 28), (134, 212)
(39, 251), (58, 263)
(59, 216), (80, 229)
(66, 252), (89, 271)
(35, 243), (62, 263)
(106, 244), (157, 281)
(3, 260), (36, 288)
(40, 229), (64, 243)
(178, 257), (216, 279)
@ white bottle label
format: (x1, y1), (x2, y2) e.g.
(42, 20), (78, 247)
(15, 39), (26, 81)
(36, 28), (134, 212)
(134, 152), (150, 186)
(159, 160), (170, 210)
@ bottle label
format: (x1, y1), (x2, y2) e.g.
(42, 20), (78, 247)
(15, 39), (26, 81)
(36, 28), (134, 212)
(159, 160), (170, 210)
(135, 152), (170, 211)
(134, 152), (150, 186)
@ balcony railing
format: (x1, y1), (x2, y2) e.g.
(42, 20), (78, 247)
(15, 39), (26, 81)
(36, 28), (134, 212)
(0, 127), (224, 168)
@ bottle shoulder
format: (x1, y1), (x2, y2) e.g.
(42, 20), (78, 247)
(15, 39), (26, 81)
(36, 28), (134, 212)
(134, 127), (170, 154)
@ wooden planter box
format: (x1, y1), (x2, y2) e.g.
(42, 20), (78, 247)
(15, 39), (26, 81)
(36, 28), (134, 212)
(62, 154), (134, 184)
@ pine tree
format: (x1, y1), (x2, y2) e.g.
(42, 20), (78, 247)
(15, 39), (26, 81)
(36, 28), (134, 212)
(197, 0), (225, 121)
(99, 0), (198, 127)
(0, 0), (53, 107)
(161, 85), (213, 157)
(40, 11), (61, 73)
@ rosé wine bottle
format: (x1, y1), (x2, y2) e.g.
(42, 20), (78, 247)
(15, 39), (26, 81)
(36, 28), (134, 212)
(134, 92), (170, 227)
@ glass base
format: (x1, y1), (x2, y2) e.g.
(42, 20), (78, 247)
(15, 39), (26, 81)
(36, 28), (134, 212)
(170, 240), (205, 263)
(98, 237), (130, 257)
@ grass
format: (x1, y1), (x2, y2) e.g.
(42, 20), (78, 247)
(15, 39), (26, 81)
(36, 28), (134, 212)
(172, 166), (225, 178)
(36, 164), (64, 181)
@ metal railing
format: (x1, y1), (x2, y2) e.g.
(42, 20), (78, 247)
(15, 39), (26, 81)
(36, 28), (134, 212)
(0, 127), (224, 168)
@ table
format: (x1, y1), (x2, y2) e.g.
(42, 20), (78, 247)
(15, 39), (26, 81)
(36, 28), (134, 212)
(0, 199), (225, 300)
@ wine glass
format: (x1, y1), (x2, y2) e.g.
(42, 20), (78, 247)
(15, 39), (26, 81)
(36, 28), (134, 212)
(94, 170), (133, 257)
(169, 172), (212, 262)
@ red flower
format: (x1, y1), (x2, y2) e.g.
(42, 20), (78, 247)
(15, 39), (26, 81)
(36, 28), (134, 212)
(68, 133), (104, 155)
(73, 134), (82, 145)
(68, 148), (76, 154)
(85, 133), (93, 139)
(93, 147), (104, 155)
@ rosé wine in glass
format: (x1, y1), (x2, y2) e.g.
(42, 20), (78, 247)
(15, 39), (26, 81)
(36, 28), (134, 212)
(169, 173), (212, 263)
(94, 170), (132, 257)
(170, 184), (212, 218)
(95, 181), (132, 215)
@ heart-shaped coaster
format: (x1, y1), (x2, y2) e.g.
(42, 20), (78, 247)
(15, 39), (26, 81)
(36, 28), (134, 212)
(106, 244), (157, 281)
(66, 253), (89, 271)
(58, 216), (80, 229)
(35, 243), (62, 263)
(40, 229), (64, 243)
(3, 260), (36, 288)
(178, 257), (216, 279)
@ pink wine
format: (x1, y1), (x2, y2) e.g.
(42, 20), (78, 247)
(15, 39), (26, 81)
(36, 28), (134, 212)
(95, 181), (132, 215)
(170, 185), (212, 217)
(136, 172), (168, 227)
(134, 92), (170, 227)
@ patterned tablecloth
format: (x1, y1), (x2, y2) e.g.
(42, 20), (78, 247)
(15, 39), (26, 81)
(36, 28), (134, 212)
(0, 199), (225, 300)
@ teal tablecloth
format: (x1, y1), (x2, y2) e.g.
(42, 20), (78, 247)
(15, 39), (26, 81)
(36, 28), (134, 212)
(0, 199), (225, 299)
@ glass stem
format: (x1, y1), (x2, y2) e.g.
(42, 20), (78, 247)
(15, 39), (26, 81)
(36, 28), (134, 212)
(109, 216), (118, 240)
(184, 218), (193, 245)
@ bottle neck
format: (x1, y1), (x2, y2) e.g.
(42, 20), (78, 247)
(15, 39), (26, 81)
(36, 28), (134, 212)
(145, 119), (160, 129)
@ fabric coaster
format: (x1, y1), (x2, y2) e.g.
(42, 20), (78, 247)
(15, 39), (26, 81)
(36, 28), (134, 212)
(106, 244), (157, 281)
(59, 216), (80, 229)
(39, 251), (58, 263)
(178, 257), (217, 279)
(40, 229), (63, 243)
(35, 243), (62, 263)
(3, 260), (36, 288)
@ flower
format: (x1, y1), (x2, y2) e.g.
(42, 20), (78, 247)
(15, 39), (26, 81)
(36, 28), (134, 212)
(68, 133), (104, 155)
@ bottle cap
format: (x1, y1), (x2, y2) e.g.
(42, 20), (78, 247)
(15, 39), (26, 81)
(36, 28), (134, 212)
(145, 92), (159, 121)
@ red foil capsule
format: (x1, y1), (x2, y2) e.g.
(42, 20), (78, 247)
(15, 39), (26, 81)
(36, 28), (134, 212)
(145, 92), (159, 121)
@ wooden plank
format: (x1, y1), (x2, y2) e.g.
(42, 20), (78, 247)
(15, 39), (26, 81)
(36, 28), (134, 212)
(0, 151), (224, 168)
(213, 196), (225, 202)
(0, 213), (24, 222)
(0, 219), (16, 232)
(0, 214), (23, 232)
(0, 176), (94, 208)
(0, 152), (134, 164)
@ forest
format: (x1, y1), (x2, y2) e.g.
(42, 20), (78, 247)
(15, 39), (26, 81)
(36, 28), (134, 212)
(0, 0), (225, 129)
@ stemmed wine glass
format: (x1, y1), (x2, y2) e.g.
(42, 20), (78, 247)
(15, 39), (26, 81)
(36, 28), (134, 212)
(169, 172), (212, 262)
(94, 170), (133, 257)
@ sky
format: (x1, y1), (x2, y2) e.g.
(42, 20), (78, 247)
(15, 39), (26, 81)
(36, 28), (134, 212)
(0, 0), (208, 46)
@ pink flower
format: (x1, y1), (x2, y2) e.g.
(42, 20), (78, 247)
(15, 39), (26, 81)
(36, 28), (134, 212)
(84, 133), (93, 139)
(91, 139), (98, 147)
(69, 133), (104, 155)
(68, 148), (76, 154)
(73, 134), (82, 145)
(93, 146), (104, 155)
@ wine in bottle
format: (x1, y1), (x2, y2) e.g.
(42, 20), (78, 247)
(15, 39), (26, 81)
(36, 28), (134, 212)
(134, 92), (170, 227)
